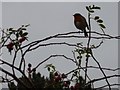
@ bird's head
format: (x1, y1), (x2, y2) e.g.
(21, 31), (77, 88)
(73, 13), (82, 20)
(73, 13), (81, 17)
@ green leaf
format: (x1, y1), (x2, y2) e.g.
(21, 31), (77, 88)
(22, 32), (28, 37)
(97, 19), (103, 23)
(94, 16), (99, 20)
(99, 24), (106, 28)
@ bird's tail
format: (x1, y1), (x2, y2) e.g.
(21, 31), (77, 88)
(84, 29), (88, 37)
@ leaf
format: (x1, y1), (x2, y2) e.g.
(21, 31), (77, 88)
(25, 24), (30, 27)
(51, 66), (55, 71)
(19, 30), (23, 36)
(16, 33), (19, 38)
(21, 25), (24, 27)
(91, 5), (101, 10)
(86, 6), (94, 13)
(101, 28), (105, 34)
(21, 28), (26, 30)
(94, 16), (99, 20)
(89, 10), (94, 13)
(99, 24), (106, 29)
(86, 6), (90, 12)
(9, 31), (13, 34)
(9, 28), (13, 31)
(18, 27), (22, 31)
(97, 19), (103, 23)
(22, 32), (28, 37)
(93, 6), (101, 9)
(89, 5), (92, 9)
(47, 67), (50, 71)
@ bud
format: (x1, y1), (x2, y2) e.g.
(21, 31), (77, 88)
(54, 72), (58, 76)
(7, 42), (14, 54)
(61, 73), (67, 78)
(28, 63), (32, 67)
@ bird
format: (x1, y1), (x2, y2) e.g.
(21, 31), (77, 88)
(73, 13), (89, 37)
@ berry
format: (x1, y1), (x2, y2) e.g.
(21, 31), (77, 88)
(7, 42), (14, 54)
(54, 75), (61, 82)
(70, 86), (75, 90)
(7, 42), (14, 49)
(74, 83), (80, 89)
(63, 82), (68, 87)
(19, 37), (26, 43)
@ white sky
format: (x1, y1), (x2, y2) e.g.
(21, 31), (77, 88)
(1, 1), (119, 89)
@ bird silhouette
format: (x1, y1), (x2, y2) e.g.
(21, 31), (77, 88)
(73, 13), (89, 37)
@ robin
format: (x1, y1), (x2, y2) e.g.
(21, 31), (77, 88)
(73, 13), (89, 37)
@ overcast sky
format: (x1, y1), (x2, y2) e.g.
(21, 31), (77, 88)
(2, 2), (119, 89)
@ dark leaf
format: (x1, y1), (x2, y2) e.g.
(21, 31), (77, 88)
(86, 6), (90, 12)
(22, 32), (28, 37)
(101, 28), (105, 34)
(9, 28), (13, 31)
(21, 25), (24, 27)
(89, 10), (94, 13)
(15, 44), (18, 50)
(48, 67), (50, 71)
(51, 66), (55, 71)
(17, 27), (22, 31)
(97, 19), (103, 23)
(19, 30), (23, 36)
(25, 24), (30, 27)
(93, 6), (101, 9)
(9, 32), (13, 34)
(25, 37), (29, 41)
(94, 16), (99, 20)
(16, 33), (19, 38)
(22, 28), (26, 30)
(77, 56), (80, 59)
(89, 5), (92, 9)
(99, 24), (106, 28)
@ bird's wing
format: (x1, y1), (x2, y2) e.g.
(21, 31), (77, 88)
(81, 16), (89, 30)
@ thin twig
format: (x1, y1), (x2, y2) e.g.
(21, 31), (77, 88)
(33, 54), (76, 70)
(91, 51), (111, 90)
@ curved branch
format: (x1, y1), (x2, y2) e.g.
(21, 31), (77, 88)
(91, 51), (111, 90)
(33, 54), (76, 70)
(0, 58), (34, 88)
(0, 67), (29, 89)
